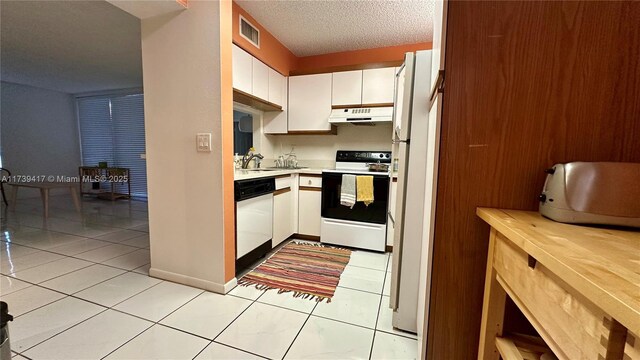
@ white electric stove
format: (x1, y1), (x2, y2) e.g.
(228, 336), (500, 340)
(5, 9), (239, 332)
(320, 150), (392, 252)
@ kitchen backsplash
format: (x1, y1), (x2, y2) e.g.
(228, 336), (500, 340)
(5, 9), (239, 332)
(259, 158), (335, 169)
(258, 123), (393, 162)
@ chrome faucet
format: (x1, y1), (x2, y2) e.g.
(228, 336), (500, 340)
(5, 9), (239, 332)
(241, 151), (264, 169)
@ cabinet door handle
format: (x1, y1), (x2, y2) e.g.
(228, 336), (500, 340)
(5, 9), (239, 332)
(308, 180), (312, 185)
(387, 211), (395, 226)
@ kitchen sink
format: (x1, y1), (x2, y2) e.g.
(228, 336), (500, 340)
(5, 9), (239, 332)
(245, 168), (277, 172)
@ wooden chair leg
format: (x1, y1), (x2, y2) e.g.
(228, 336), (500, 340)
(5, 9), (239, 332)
(0, 184), (7, 206)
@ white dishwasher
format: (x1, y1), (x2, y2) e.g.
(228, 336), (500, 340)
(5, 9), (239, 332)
(235, 177), (274, 274)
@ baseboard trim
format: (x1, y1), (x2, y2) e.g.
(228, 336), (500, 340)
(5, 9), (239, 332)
(223, 278), (238, 293)
(149, 267), (237, 294)
(385, 245), (393, 252)
(292, 233), (320, 241)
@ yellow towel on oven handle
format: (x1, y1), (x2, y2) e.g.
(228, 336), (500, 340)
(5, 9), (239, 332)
(356, 175), (374, 206)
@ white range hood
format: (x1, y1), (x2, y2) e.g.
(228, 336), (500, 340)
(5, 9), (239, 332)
(328, 107), (393, 124)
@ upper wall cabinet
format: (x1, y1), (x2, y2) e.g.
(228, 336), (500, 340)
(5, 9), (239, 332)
(332, 70), (363, 106)
(252, 60), (269, 101)
(362, 67), (397, 105)
(232, 44), (284, 112)
(232, 44), (253, 94)
(268, 68), (285, 107)
(329, 67), (396, 107)
(289, 73), (332, 132)
(264, 76), (288, 134)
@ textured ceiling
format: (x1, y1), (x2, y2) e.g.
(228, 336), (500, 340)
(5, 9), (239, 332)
(1, 1), (142, 94)
(235, 0), (434, 57)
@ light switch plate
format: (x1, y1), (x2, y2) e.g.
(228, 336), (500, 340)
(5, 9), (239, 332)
(196, 133), (212, 152)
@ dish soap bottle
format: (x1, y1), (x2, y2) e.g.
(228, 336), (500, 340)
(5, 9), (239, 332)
(234, 153), (241, 169)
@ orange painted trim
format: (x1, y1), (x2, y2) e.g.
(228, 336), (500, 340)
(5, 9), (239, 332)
(233, 2), (297, 75)
(294, 42), (432, 72)
(220, 0), (236, 283)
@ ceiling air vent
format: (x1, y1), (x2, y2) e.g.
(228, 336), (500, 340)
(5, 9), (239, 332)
(239, 15), (260, 48)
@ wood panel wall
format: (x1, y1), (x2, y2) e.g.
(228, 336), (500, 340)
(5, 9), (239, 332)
(427, 2), (640, 359)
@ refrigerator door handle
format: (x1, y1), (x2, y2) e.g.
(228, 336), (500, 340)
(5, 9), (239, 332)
(387, 211), (395, 226)
(429, 70), (445, 106)
(395, 63), (406, 78)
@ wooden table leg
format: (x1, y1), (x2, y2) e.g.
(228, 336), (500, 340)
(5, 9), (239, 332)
(477, 227), (507, 360)
(40, 188), (49, 219)
(70, 186), (81, 213)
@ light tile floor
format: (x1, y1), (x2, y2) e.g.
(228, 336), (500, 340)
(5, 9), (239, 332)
(1, 194), (417, 359)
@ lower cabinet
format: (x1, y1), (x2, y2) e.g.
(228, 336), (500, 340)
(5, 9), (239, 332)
(273, 188), (293, 247)
(269, 173), (321, 242)
(298, 189), (322, 237)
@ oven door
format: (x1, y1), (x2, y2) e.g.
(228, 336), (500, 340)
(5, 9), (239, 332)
(321, 172), (389, 224)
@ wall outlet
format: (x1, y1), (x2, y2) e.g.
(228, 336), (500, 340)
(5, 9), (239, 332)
(196, 133), (212, 152)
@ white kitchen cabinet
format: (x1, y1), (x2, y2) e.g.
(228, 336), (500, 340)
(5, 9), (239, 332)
(332, 70), (363, 106)
(387, 179), (398, 246)
(298, 189), (321, 237)
(291, 174), (300, 234)
(362, 67), (396, 104)
(275, 176), (292, 190)
(288, 73), (332, 131)
(268, 68), (285, 106)
(273, 188), (293, 247)
(252, 59), (269, 101)
(263, 77), (288, 134)
(299, 175), (322, 188)
(232, 44), (252, 94)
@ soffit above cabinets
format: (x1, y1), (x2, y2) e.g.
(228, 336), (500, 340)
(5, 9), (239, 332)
(235, 0), (434, 57)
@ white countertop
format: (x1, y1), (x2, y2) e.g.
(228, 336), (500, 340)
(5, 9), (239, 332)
(234, 168), (324, 181)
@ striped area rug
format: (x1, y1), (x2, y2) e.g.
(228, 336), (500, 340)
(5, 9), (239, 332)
(238, 241), (352, 303)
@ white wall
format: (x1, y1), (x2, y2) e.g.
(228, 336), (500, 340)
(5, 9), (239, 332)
(141, 2), (230, 291)
(0, 81), (80, 198)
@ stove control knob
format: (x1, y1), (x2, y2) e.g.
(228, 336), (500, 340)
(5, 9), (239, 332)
(379, 154), (384, 158)
(385, 154), (390, 158)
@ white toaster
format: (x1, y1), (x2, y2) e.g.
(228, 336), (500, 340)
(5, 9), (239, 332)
(539, 162), (640, 228)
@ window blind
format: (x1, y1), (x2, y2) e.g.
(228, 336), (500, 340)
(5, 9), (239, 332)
(77, 98), (113, 167)
(77, 94), (147, 198)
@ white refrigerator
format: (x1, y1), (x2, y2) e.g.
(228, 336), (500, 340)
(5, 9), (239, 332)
(389, 50), (439, 337)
